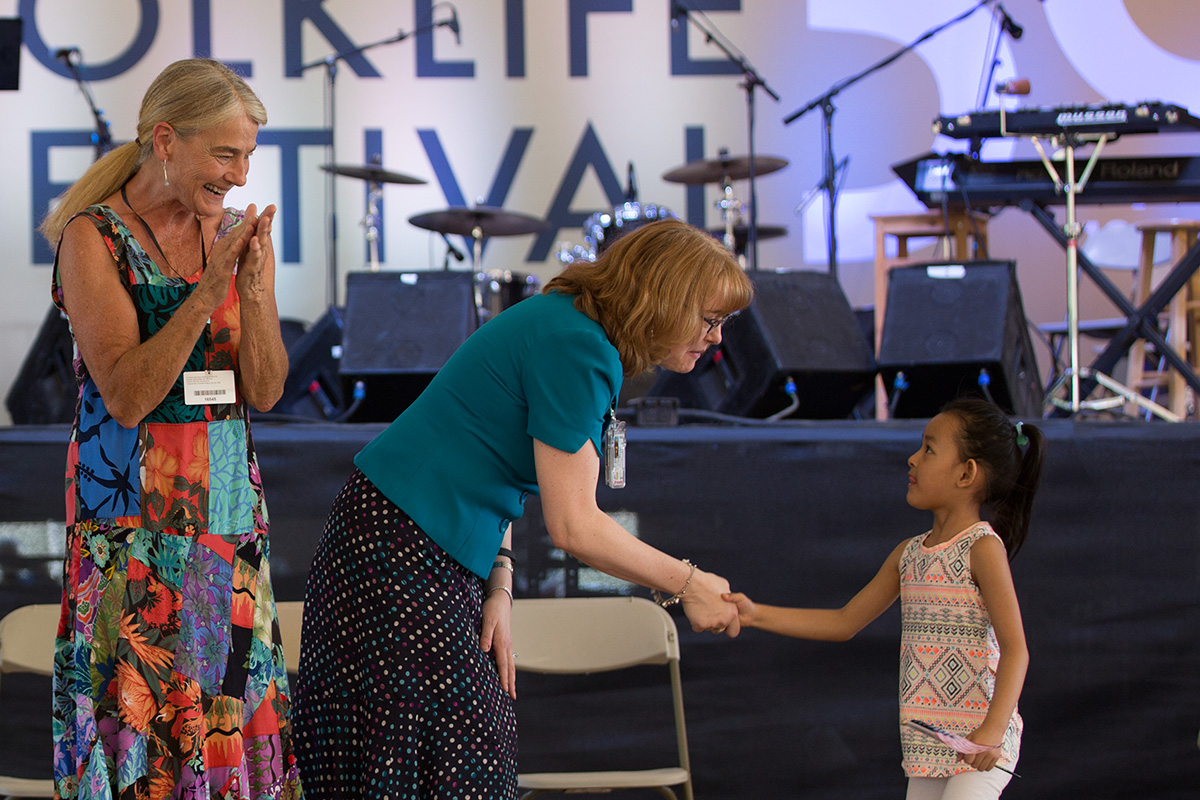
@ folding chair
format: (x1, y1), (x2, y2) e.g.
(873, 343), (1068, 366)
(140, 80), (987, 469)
(0, 604), (60, 799)
(512, 596), (693, 800)
(274, 600), (304, 675)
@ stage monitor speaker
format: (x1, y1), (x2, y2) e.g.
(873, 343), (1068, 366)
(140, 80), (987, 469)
(6, 305), (76, 425)
(645, 270), (876, 419)
(276, 307), (345, 420)
(878, 261), (1042, 418)
(339, 271), (479, 422)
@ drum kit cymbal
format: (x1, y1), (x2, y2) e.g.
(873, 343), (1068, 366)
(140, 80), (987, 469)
(661, 150), (790, 259)
(321, 161), (429, 272)
(323, 147), (790, 275)
(661, 153), (788, 185)
(409, 205), (549, 267)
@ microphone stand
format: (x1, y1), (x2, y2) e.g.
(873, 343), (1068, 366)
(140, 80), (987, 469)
(300, 16), (456, 307)
(783, 0), (992, 280)
(60, 52), (114, 162)
(978, 4), (1020, 109)
(674, 1), (780, 272)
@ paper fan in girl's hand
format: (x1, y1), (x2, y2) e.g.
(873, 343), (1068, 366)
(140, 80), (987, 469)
(906, 719), (995, 754)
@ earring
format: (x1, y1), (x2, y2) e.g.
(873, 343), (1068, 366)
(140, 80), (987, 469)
(162, 160), (170, 187)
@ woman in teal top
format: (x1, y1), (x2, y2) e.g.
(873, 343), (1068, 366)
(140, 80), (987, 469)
(293, 218), (753, 799)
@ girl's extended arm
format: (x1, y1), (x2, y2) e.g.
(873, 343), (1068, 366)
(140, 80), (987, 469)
(961, 534), (1029, 771)
(535, 438), (739, 636)
(725, 540), (906, 641)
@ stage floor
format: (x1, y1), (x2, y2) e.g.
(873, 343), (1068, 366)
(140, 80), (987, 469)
(1, 419), (1198, 799)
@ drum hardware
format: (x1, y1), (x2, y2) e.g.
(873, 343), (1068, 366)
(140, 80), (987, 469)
(407, 205), (549, 269)
(320, 161), (428, 272)
(663, 149), (789, 258)
(716, 181), (743, 253)
(554, 201), (678, 264)
(705, 224), (788, 255)
(476, 270), (541, 323)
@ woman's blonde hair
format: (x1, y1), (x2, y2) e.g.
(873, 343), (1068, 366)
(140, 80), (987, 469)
(543, 218), (753, 376)
(39, 58), (267, 244)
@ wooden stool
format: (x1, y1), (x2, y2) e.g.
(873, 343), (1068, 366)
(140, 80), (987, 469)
(1124, 220), (1200, 418)
(870, 210), (990, 419)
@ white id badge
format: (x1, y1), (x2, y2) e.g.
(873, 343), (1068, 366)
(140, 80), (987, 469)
(603, 417), (626, 489)
(183, 370), (236, 405)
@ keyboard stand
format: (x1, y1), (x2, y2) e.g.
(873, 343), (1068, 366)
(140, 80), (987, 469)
(1019, 201), (1200, 419)
(1022, 133), (1184, 420)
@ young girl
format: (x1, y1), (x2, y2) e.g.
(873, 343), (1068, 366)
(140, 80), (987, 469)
(727, 397), (1044, 800)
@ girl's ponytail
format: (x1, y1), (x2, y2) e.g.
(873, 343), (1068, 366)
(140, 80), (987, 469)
(990, 422), (1044, 559)
(941, 397), (1045, 559)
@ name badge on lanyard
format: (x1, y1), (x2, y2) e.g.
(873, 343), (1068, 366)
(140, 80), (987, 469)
(184, 369), (236, 405)
(183, 316), (235, 405)
(603, 402), (626, 489)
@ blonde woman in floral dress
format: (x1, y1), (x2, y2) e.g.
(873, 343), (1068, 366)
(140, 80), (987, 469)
(41, 59), (302, 800)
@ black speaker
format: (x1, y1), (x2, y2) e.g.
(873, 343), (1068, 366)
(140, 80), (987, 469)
(878, 261), (1042, 418)
(0, 19), (21, 91)
(276, 307), (345, 420)
(6, 305), (76, 425)
(646, 271), (877, 419)
(339, 271), (479, 422)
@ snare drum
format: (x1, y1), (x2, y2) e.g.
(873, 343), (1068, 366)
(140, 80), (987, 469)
(556, 201), (678, 263)
(476, 269), (541, 322)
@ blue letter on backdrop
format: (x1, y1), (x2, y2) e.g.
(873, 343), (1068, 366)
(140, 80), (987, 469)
(529, 123), (623, 260)
(254, 129), (331, 264)
(416, 0), (473, 77)
(568, 0), (633, 77)
(30, 132), (94, 264)
(670, 0), (743, 75)
(193, 0), (253, 75)
(506, 0), (526, 78)
(20, 0), (157, 79)
(417, 127), (534, 263)
(284, 0), (381, 78)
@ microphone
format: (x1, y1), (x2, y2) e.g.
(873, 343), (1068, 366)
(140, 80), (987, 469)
(55, 47), (79, 60)
(996, 3), (1024, 40)
(995, 78), (1031, 95)
(441, 233), (465, 261)
(446, 6), (461, 44)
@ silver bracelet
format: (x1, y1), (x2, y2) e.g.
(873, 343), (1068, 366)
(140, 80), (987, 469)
(486, 585), (514, 605)
(653, 559), (696, 607)
(492, 559), (514, 573)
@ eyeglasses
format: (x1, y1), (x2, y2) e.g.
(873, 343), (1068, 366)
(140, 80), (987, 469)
(701, 311), (739, 335)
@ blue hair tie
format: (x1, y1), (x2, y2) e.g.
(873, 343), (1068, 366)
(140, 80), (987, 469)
(1015, 421), (1029, 447)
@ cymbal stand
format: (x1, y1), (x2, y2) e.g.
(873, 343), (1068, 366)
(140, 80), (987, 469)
(715, 164), (743, 255)
(673, 0), (779, 271)
(470, 225), (485, 269)
(299, 13), (458, 305)
(1030, 126), (1179, 421)
(363, 179), (383, 272)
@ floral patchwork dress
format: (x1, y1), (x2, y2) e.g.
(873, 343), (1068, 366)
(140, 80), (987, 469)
(49, 205), (303, 800)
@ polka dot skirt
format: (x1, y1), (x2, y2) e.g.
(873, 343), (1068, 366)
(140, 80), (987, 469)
(293, 469), (517, 799)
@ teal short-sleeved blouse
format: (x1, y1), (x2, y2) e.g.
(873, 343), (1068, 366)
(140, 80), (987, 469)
(354, 291), (624, 578)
